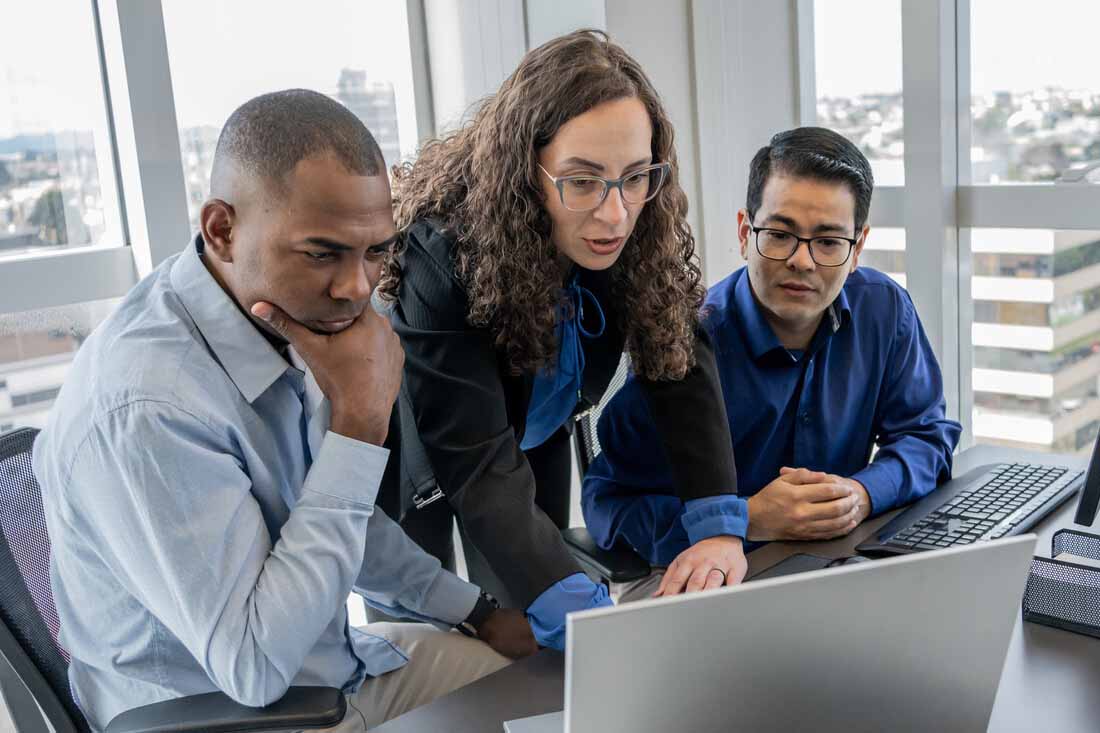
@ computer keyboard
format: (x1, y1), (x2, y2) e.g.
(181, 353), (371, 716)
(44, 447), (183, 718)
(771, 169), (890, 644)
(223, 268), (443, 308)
(881, 463), (1084, 552)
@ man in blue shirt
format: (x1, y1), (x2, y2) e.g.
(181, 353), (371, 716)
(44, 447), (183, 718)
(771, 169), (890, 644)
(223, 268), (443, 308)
(33, 90), (534, 732)
(582, 127), (962, 599)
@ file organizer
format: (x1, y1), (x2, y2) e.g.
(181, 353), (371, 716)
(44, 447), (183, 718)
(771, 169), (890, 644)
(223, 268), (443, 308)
(1022, 529), (1100, 638)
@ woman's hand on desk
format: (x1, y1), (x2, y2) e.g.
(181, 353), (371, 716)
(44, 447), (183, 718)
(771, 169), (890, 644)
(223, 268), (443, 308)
(746, 468), (870, 541)
(652, 536), (748, 597)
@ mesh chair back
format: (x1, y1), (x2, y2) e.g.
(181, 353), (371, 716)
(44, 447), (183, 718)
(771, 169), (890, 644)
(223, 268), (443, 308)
(575, 354), (631, 474)
(0, 427), (89, 731)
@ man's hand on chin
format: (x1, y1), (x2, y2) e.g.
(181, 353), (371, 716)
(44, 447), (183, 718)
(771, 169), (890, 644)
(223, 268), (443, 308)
(653, 535), (748, 598)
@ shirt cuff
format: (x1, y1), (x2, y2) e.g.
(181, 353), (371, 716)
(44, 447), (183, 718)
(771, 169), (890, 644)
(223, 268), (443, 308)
(412, 569), (481, 626)
(851, 462), (900, 517)
(302, 431), (390, 507)
(525, 573), (612, 651)
(682, 495), (749, 545)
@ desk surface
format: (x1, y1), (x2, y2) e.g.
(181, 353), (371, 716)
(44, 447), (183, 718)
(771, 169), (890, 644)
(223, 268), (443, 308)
(371, 445), (1100, 732)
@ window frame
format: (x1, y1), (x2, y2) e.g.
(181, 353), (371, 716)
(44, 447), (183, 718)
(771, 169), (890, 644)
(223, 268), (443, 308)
(0, 0), (159, 314)
(0, 0), (447, 317)
(795, 0), (1100, 450)
(692, 0), (1100, 451)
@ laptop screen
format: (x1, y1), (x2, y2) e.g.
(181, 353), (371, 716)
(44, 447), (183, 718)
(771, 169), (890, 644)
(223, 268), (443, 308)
(1073, 429), (1100, 527)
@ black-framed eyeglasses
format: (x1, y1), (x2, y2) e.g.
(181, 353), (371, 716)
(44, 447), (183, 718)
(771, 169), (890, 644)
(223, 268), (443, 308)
(749, 225), (858, 267)
(539, 162), (670, 212)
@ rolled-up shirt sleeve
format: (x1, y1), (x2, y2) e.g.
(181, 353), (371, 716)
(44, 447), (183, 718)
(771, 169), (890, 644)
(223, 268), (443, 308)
(525, 573), (612, 651)
(681, 495), (749, 544)
(65, 401), (385, 708)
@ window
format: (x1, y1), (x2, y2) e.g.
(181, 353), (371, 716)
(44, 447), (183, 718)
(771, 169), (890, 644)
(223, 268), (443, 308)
(970, 0), (1100, 184)
(162, 0), (419, 232)
(813, 0), (904, 186)
(859, 227), (905, 287)
(0, 299), (119, 432)
(0, 0), (123, 259)
(796, 1), (1100, 455)
(969, 229), (1100, 456)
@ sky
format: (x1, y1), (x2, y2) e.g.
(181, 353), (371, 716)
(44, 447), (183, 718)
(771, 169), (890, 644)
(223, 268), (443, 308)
(5, 1), (1100, 140)
(814, 0), (1100, 99)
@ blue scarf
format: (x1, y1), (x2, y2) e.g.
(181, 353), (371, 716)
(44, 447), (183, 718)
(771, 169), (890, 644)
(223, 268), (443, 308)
(520, 275), (606, 451)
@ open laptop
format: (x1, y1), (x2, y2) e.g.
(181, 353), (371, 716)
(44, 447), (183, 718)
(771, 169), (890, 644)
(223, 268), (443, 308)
(505, 534), (1036, 733)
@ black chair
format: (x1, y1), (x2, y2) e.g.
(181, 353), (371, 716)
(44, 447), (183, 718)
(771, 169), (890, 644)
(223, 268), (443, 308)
(560, 356), (651, 586)
(0, 427), (346, 733)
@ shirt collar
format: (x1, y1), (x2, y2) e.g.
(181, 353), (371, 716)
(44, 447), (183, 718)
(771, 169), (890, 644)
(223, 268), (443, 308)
(734, 271), (785, 361)
(735, 270), (853, 363)
(829, 285), (852, 332)
(170, 235), (291, 403)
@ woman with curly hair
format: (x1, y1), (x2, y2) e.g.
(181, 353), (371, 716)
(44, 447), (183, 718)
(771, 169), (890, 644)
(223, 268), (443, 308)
(378, 30), (744, 650)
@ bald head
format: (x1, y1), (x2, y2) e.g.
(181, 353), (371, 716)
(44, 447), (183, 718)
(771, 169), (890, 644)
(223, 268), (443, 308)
(210, 89), (386, 201)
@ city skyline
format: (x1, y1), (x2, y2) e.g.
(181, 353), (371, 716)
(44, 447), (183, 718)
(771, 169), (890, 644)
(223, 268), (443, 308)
(0, 0), (419, 161)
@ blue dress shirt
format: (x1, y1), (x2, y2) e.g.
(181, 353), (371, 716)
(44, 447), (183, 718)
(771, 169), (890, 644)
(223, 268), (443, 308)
(33, 239), (480, 730)
(520, 275), (613, 647)
(521, 275), (606, 451)
(582, 266), (962, 566)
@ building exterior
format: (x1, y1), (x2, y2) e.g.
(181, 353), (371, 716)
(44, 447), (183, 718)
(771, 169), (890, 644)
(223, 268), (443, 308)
(177, 69), (403, 233)
(335, 69), (401, 171)
(972, 229), (1100, 456)
(0, 331), (78, 434)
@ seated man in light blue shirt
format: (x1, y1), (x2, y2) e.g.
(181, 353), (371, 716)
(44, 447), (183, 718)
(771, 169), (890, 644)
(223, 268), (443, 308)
(33, 90), (535, 732)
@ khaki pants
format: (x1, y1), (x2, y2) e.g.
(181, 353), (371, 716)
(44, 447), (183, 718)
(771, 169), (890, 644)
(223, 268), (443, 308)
(308, 623), (510, 731)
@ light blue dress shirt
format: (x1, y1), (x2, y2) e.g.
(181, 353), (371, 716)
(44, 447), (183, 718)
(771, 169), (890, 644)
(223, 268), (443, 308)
(33, 239), (480, 731)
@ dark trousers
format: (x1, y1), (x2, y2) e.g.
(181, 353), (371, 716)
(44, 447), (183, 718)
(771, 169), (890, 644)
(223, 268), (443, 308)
(371, 426), (572, 614)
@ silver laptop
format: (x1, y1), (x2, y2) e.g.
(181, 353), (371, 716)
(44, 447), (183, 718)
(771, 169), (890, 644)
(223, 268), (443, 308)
(506, 535), (1036, 733)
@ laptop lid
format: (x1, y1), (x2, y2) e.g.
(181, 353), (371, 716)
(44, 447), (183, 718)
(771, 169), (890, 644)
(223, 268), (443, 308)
(503, 711), (564, 733)
(564, 535), (1036, 733)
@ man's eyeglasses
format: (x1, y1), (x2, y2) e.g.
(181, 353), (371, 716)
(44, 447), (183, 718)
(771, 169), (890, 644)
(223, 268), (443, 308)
(749, 225), (858, 267)
(539, 163), (670, 212)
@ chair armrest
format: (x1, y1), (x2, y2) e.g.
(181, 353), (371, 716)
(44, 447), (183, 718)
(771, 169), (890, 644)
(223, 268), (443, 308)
(561, 527), (650, 584)
(104, 686), (346, 733)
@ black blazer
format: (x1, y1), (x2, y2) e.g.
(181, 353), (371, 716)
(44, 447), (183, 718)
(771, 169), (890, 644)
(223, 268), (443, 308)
(392, 218), (738, 606)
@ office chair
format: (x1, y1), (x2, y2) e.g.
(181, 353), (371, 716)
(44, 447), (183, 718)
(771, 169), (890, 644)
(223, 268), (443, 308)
(0, 427), (346, 733)
(561, 356), (651, 586)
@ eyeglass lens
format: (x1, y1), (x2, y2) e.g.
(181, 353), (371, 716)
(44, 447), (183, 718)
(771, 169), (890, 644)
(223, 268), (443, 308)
(560, 166), (667, 211)
(756, 229), (852, 266)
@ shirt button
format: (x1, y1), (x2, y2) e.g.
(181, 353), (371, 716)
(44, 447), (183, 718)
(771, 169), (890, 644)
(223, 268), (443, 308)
(801, 412), (811, 424)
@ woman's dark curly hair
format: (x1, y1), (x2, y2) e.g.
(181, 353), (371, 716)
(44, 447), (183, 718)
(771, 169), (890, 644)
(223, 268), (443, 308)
(380, 29), (705, 381)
